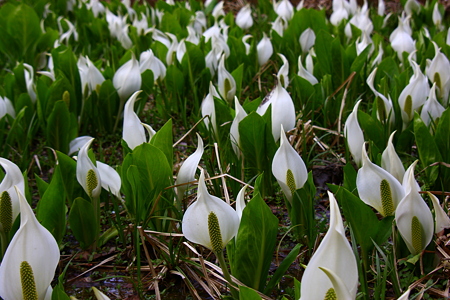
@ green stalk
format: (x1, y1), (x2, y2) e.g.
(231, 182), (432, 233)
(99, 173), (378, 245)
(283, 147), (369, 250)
(215, 249), (239, 299)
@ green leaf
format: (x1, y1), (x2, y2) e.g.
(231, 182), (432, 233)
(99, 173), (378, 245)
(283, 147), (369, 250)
(68, 197), (97, 249)
(358, 110), (386, 151)
(97, 79), (120, 133)
(7, 4), (42, 63)
(414, 112), (443, 186)
(239, 286), (262, 300)
(52, 46), (82, 108)
(232, 194), (278, 291)
(315, 30), (333, 75)
(121, 143), (172, 224)
(36, 165), (66, 245)
(239, 112), (267, 178)
(264, 244), (301, 295)
(150, 119), (173, 171)
(46, 100), (72, 154)
(231, 64), (244, 100)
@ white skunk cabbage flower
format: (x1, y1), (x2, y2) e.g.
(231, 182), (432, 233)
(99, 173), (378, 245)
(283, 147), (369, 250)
(381, 131), (405, 183)
(236, 4), (253, 30)
(113, 53), (142, 101)
(139, 50), (166, 81)
(299, 28), (316, 54)
(0, 158), (25, 233)
(272, 125), (308, 203)
(300, 191), (358, 300)
(257, 33), (273, 66)
(344, 100), (365, 167)
(404, 0), (421, 16)
(271, 15), (288, 37)
(242, 35), (252, 55)
(428, 192), (450, 233)
(432, 3), (443, 30)
(366, 67), (394, 124)
(298, 56), (318, 85)
(78, 55), (105, 96)
(201, 82), (220, 134)
(0, 188), (59, 300)
(357, 144), (405, 217)
(69, 136), (94, 156)
(212, 1), (225, 20)
(420, 83), (445, 130)
(175, 133), (204, 201)
(274, 0), (294, 21)
(122, 91), (147, 150)
(398, 59), (429, 129)
(378, 0), (385, 16)
(396, 161), (434, 255)
(0, 96), (15, 119)
(257, 80), (296, 141)
(277, 53), (290, 88)
(23, 63), (37, 103)
(76, 138), (101, 199)
(330, 0), (349, 26)
(389, 16), (415, 62)
(182, 170), (239, 252)
(426, 41), (450, 103)
(218, 54), (236, 102)
(230, 97), (248, 158)
(96, 162), (121, 199)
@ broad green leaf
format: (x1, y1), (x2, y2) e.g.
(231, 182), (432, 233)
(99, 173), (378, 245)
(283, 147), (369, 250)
(7, 4), (42, 63)
(150, 119), (173, 170)
(358, 110), (386, 151)
(232, 193), (278, 291)
(97, 79), (120, 133)
(121, 143), (172, 224)
(315, 30), (333, 75)
(36, 164), (67, 245)
(68, 197), (97, 249)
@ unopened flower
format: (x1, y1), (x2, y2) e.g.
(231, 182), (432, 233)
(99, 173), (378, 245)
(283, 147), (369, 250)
(257, 33), (273, 66)
(113, 53), (142, 101)
(277, 53), (290, 88)
(428, 192), (450, 233)
(236, 4), (253, 30)
(299, 28), (315, 54)
(274, 0), (294, 21)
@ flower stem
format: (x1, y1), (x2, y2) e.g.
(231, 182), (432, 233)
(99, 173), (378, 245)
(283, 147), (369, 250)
(215, 249), (239, 299)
